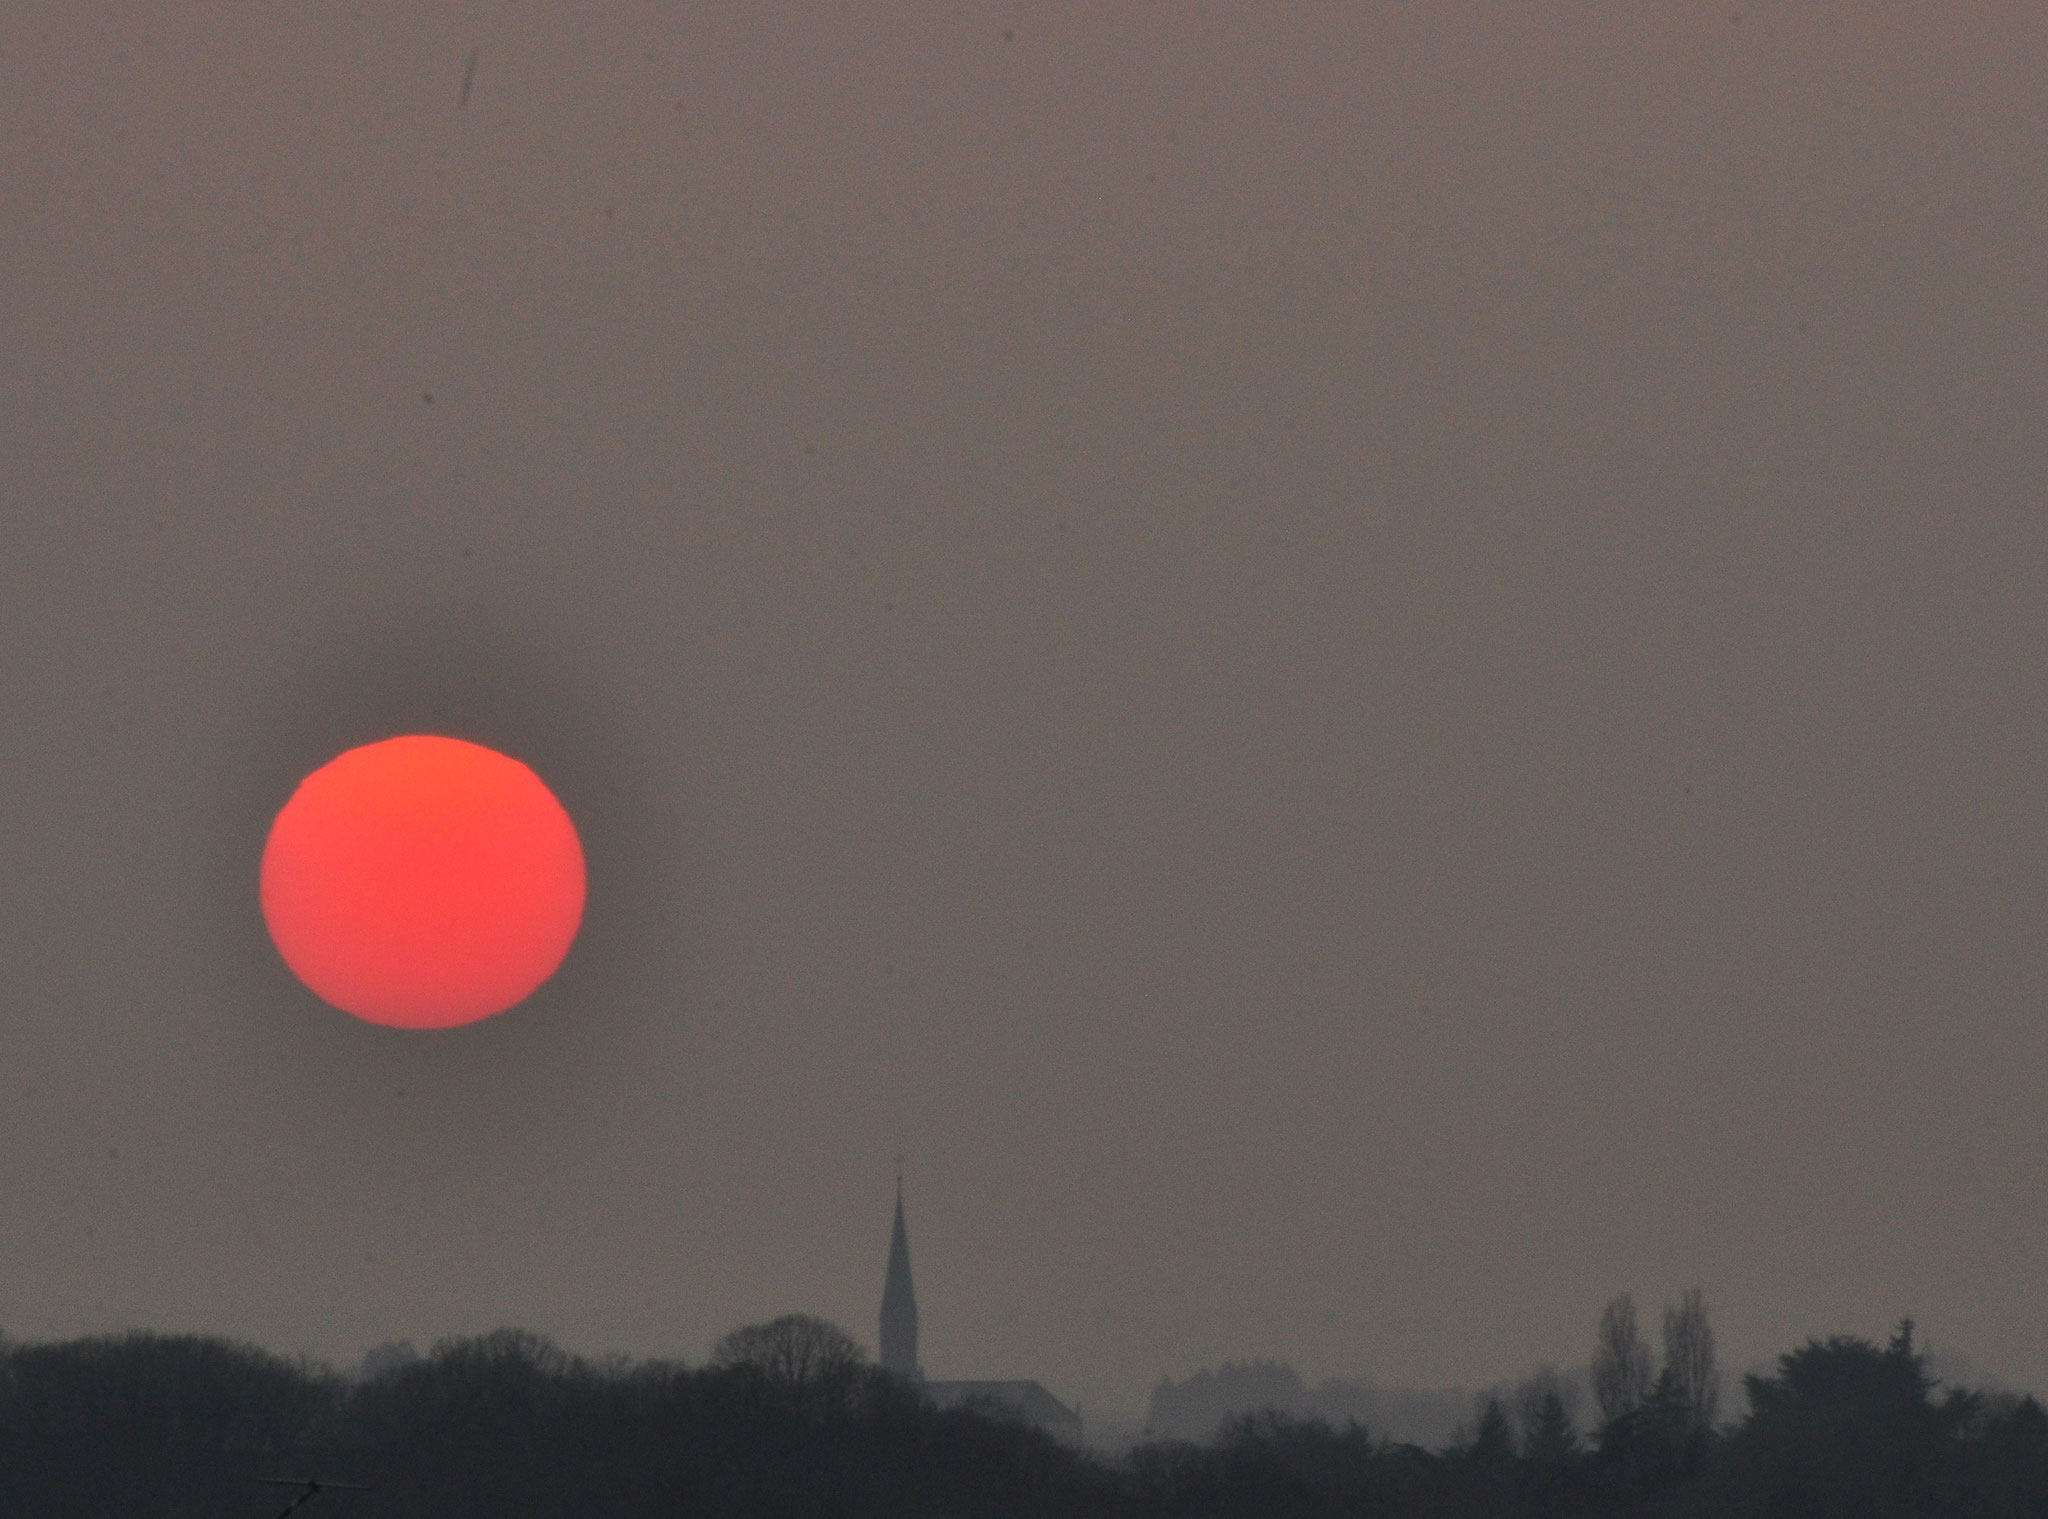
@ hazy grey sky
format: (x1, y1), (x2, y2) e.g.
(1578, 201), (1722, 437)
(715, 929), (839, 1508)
(3, 4), (2046, 1418)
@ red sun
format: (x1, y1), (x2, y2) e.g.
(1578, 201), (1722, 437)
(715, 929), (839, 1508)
(261, 735), (586, 1029)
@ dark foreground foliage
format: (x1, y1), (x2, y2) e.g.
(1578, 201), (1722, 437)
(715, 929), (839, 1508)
(1, 1321), (2045, 1517)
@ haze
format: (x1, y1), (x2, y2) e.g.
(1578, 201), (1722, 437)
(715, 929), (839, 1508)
(2, 4), (2044, 1422)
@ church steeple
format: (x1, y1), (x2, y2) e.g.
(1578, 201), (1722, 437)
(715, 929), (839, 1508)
(879, 1173), (920, 1380)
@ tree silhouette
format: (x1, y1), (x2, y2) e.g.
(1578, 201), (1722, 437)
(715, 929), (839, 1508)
(0, 1313), (2042, 1517)
(1469, 1396), (1514, 1464)
(1662, 1288), (1721, 1435)
(0, 1333), (335, 1518)
(1729, 1320), (1968, 1519)
(1591, 1294), (1654, 1427)
(1512, 1366), (1578, 1461)
(1521, 1391), (1578, 1465)
(1962, 1392), (2048, 1518)
(709, 1314), (868, 1396)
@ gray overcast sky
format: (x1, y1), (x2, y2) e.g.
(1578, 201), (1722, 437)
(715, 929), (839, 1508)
(3, 3), (2046, 1419)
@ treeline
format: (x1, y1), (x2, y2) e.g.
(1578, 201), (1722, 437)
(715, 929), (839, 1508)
(1147, 1359), (1483, 1449)
(0, 1314), (2044, 1517)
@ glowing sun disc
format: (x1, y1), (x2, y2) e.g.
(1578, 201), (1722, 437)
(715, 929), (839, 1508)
(261, 735), (586, 1029)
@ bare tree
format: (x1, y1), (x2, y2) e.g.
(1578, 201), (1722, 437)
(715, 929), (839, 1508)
(710, 1314), (868, 1394)
(1592, 1294), (1654, 1424)
(1661, 1288), (1721, 1434)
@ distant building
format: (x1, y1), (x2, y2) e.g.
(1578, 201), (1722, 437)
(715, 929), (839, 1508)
(879, 1178), (920, 1379)
(926, 1379), (1084, 1443)
(878, 1182), (1082, 1443)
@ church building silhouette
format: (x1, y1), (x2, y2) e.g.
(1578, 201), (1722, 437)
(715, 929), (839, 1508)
(879, 1179), (1083, 1443)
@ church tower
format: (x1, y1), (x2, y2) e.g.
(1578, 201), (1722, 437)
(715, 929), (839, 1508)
(879, 1176), (920, 1380)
